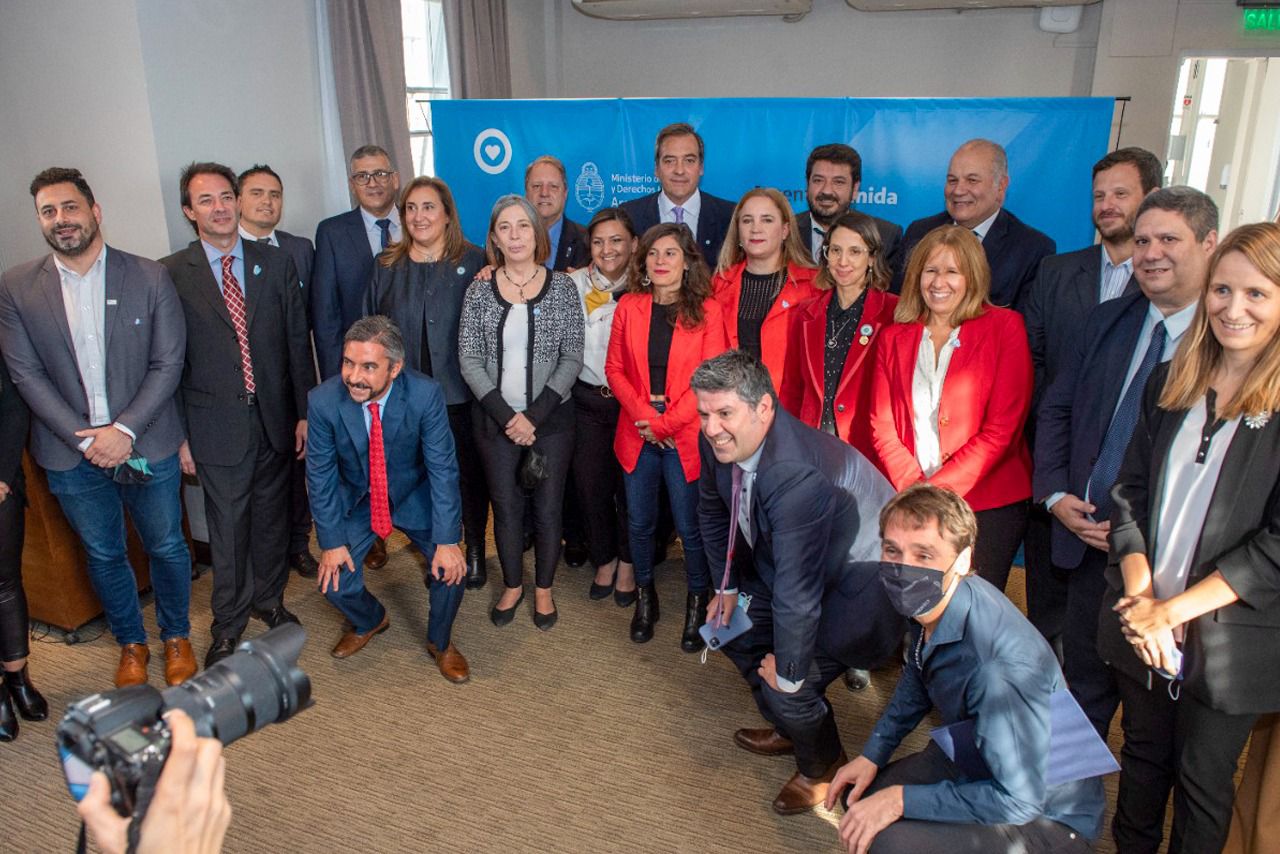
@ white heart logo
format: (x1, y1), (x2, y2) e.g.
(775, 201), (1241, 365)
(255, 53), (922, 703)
(484, 144), (500, 160)
(473, 128), (512, 175)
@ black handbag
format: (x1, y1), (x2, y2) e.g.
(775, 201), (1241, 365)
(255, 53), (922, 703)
(517, 447), (549, 490)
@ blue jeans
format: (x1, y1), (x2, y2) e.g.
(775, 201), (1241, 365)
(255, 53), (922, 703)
(45, 454), (192, 644)
(622, 443), (709, 591)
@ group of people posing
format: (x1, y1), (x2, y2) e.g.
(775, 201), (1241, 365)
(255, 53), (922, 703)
(1, 119), (1279, 854)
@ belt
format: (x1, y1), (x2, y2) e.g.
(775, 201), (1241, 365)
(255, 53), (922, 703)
(575, 380), (612, 398)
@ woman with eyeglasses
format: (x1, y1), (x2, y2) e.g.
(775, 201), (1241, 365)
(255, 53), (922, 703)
(606, 223), (727, 648)
(780, 211), (898, 467)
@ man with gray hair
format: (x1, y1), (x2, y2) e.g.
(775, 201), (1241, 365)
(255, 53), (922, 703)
(306, 315), (469, 681)
(894, 138), (1055, 308)
(693, 350), (903, 815)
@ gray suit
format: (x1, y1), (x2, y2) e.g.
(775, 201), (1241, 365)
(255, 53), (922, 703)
(0, 247), (186, 471)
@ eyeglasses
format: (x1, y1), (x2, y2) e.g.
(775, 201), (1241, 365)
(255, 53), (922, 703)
(823, 245), (869, 261)
(350, 170), (396, 186)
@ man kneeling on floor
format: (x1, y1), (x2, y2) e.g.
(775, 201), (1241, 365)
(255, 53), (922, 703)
(826, 483), (1104, 853)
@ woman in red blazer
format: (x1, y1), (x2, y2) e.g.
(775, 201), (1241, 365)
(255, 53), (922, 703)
(605, 223), (728, 649)
(780, 211), (898, 468)
(712, 188), (818, 391)
(869, 225), (1033, 593)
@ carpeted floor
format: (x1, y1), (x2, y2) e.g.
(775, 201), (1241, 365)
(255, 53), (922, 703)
(2, 537), (1139, 853)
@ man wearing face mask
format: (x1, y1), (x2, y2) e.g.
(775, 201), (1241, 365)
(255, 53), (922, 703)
(825, 483), (1103, 854)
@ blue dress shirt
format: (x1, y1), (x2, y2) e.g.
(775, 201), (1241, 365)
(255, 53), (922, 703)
(200, 238), (245, 297)
(546, 216), (564, 270)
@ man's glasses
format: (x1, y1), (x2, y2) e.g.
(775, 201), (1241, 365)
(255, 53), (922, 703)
(350, 170), (396, 186)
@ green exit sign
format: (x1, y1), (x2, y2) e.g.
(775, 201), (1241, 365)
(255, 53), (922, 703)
(1243, 9), (1280, 30)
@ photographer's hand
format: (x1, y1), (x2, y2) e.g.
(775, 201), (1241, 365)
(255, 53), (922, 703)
(79, 710), (231, 854)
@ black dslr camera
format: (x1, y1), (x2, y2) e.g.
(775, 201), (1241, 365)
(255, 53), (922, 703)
(57, 624), (311, 817)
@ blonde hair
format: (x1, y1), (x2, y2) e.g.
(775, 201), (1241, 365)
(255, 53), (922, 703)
(1159, 222), (1280, 419)
(715, 188), (815, 275)
(894, 225), (991, 325)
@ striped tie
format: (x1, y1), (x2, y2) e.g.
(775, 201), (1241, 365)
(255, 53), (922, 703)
(221, 255), (256, 394)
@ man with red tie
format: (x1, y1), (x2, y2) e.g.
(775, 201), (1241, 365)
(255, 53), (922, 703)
(306, 315), (469, 681)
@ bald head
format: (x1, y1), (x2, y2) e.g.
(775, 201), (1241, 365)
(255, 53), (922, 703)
(945, 139), (1009, 229)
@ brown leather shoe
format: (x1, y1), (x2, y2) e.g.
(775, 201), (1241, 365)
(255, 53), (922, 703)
(331, 614), (390, 658)
(115, 643), (150, 687)
(734, 727), (795, 756)
(163, 638), (197, 686)
(772, 752), (848, 816)
(426, 642), (470, 684)
(364, 537), (388, 569)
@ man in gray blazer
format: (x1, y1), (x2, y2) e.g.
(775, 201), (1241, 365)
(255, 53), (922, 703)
(160, 162), (314, 668)
(0, 167), (194, 689)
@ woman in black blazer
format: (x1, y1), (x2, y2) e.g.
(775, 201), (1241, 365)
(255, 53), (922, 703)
(1101, 222), (1280, 853)
(362, 176), (490, 588)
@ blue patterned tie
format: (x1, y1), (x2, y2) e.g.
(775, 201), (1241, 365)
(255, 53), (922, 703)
(1087, 320), (1167, 521)
(376, 218), (392, 249)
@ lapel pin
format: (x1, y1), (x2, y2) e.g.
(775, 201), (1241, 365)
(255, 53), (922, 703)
(781, 300), (790, 309)
(253, 264), (261, 276)
(134, 318), (141, 325)
(860, 324), (873, 336)
(107, 299), (118, 306)
(456, 266), (466, 275)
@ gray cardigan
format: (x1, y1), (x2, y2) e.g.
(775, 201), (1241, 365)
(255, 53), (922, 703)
(458, 271), (584, 430)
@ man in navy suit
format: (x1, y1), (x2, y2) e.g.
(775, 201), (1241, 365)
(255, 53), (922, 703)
(306, 315), (469, 682)
(237, 164), (320, 580)
(620, 122), (735, 269)
(694, 350), (902, 816)
(1034, 186), (1217, 852)
(524, 155), (588, 272)
(311, 144), (400, 381)
(894, 139), (1055, 308)
(795, 143), (903, 277)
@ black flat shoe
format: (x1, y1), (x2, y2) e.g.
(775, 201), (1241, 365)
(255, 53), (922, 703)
(0, 682), (17, 741)
(614, 586), (638, 607)
(204, 637), (239, 669)
(3, 665), (48, 721)
(680, 590), (710, 653)
(464, 546), (487, 590)
(490, 588), (525, 627)
(630, 584), (659, 643)
(533, 602), (558, 631)
(288, 550), (319, 579)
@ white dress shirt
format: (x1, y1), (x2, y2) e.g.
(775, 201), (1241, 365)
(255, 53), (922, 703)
(969, 208), (1000, 242)
(56, 246), (110, 428)
(359, 207), (401, 257)
(658, 190), (701, 240)
(239, 225), (278, 246)
(911, 326), (962, 477)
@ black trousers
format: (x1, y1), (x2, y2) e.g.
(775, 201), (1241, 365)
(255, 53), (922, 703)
(447, 401), (489, 551)
(196, 413), (291, 640)
(570, 381), (630, 567)
(0, 489), (29, 662)
(860, 742), (1093, 853)
(1024, 504), (1067, 661)
(1112, 669), (1178, 854)
(474, 415), (573, 590)
(1170, 692), (1262, 854)
(973, 499), (1029, 594)
(286, 455), (313, 556)
(1061, 547), (1118, 737)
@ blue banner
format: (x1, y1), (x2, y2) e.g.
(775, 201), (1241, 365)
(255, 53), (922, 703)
(433, 97), (1113, 254)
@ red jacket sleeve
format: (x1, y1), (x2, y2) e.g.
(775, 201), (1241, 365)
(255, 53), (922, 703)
(604, 296), (660, 425)
(870, 327), (926, 490)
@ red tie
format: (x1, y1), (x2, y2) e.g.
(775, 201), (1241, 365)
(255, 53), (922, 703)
(221, 256), (256, 394)
(368, 402), (392, 539)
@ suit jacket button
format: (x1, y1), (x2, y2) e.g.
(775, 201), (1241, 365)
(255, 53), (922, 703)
(939, 415), (949, 426)
(836, 404), (846, 412)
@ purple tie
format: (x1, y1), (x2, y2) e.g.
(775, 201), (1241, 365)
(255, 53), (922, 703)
(673, 206), (685, 224)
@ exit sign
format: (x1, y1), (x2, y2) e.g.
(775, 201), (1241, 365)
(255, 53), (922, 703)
(1243, 9), (1280, 30)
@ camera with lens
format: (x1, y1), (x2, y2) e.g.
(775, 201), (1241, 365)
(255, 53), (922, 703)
(57, 624), (311, 817)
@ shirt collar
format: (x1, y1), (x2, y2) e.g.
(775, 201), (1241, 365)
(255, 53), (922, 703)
(736, 436), (767, 475)
(239, 225), (277, 246)
(360, 206), (399, 230)
(923, 575), (973, 650)
(53, 244), (107, 279)
(659, 189), (701, 221)
(200, 237), (243, 266)
(1149, 298), (1198, 344)
(966, 208), (1001, 241)
(1101, 244), (1132, 275)
(363, 380), (394, 414)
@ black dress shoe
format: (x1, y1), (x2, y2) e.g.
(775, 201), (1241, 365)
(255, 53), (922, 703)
(3, 665), (48, 721)
(843, 667), (871, 692)
(680, 590), (710, 653)
(0, 682), (17, 742)
(630, 584), (659, 643)
(464, 546), (487, 590)
(251, 605), (301, 629)
(563, 540), (588, 568)
(490, 588), (525, 627)
(589, 579), (614, 600)
(288, 550), (319, 579)
(614, 585), (638, 607)
(204, 637), (239, 669)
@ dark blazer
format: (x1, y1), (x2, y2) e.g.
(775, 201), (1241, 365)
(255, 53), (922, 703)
(306, 370), (461, 551)
(552, 217), (589, 272)
(312, 209), (378, 379)
(795, 210), (904, 279)
(0, 247), (186, 471)
(1099, 362), (1280, 715)
(0, 357), (28, 498)
(1034, 291), (1148, 569)
(275, 229), (315, 292)
(698, 408), (901, 683)
(160, 240), (314, 467)
(620, 190), (736, 270)
(361, 243), (486, 406)
(893, 208), (1056, 310)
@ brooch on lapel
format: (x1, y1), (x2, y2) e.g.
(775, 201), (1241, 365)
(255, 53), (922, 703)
(253, 264), (262, 276)
(456, 266), (467, 276)
(1245, 411), (1272, 430)
(859, 324), (873, 346)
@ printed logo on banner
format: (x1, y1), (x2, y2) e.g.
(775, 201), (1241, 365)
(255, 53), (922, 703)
(472, 128), (512, 175)
(574, 162), (606, 213)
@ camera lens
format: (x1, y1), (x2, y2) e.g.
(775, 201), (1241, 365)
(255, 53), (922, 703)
(160, 624), (310, 745)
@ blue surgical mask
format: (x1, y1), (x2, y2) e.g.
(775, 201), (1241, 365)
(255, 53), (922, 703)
(878, 548), (969, 619)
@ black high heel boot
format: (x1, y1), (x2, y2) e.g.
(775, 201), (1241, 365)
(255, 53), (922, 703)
(680, 590), (710, 653)
(0, 681), (17, 741)
(630, 584), (659, 643)
(464, 543), (487, 590)
(4, 665), (48, 721)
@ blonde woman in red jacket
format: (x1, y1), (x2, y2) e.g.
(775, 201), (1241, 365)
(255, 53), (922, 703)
(712, 188), (818, 392)
(869, 225), (1033, 593)
(606, 223), (728, 649)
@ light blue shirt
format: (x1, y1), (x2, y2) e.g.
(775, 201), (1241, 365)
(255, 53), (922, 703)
(545, 216), (564, 270)
(361, 383), (394, 436)
(200, 238), (245, 297)
(1099, 246), (1133, 303)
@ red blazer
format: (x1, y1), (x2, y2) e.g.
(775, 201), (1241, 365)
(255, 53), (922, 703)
(868, 306), (1032, 511)
(605, 293), (729, 483)
(712, 261), (818, 391)
(779, 288), (898, 467)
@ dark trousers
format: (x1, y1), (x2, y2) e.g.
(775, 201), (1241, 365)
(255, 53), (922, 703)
(0, 490), (29, 662)
(196, 414), (291, 641)
(571, 382), (630, 567)
(1112, 669), (1178, 854)
(973, 499), (1029, 594)
(1024, 505), (1067, 661)
(474, 415), (573, 590)
(861, 742), (1093, 853)
(1170, 692), (1261, 854)
(286, 456), (313, 556)
(325, 527), (464, 647)
(722, 575), (847, 777)
(1061, 548), (1118, 737)
(447, 402), (489, 551)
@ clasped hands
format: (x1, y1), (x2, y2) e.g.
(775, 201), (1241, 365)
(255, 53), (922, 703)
(1115, 594), (1180, 674)
(635, 419), (675, 448)
(77, 424), (134, 468)
(504, 412), (536, 446)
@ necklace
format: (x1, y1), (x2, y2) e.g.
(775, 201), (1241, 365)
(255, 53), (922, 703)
(502, 266), (540, 303)
(826, 292), (865, 349)
(913, 628), (925, 672)
(409, 245), (439, 263)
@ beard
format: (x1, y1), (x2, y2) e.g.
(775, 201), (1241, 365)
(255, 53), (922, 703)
(42, 218), (99, 257)
(1096, 216), (1135, 244)
(807, 193), (847, 227)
